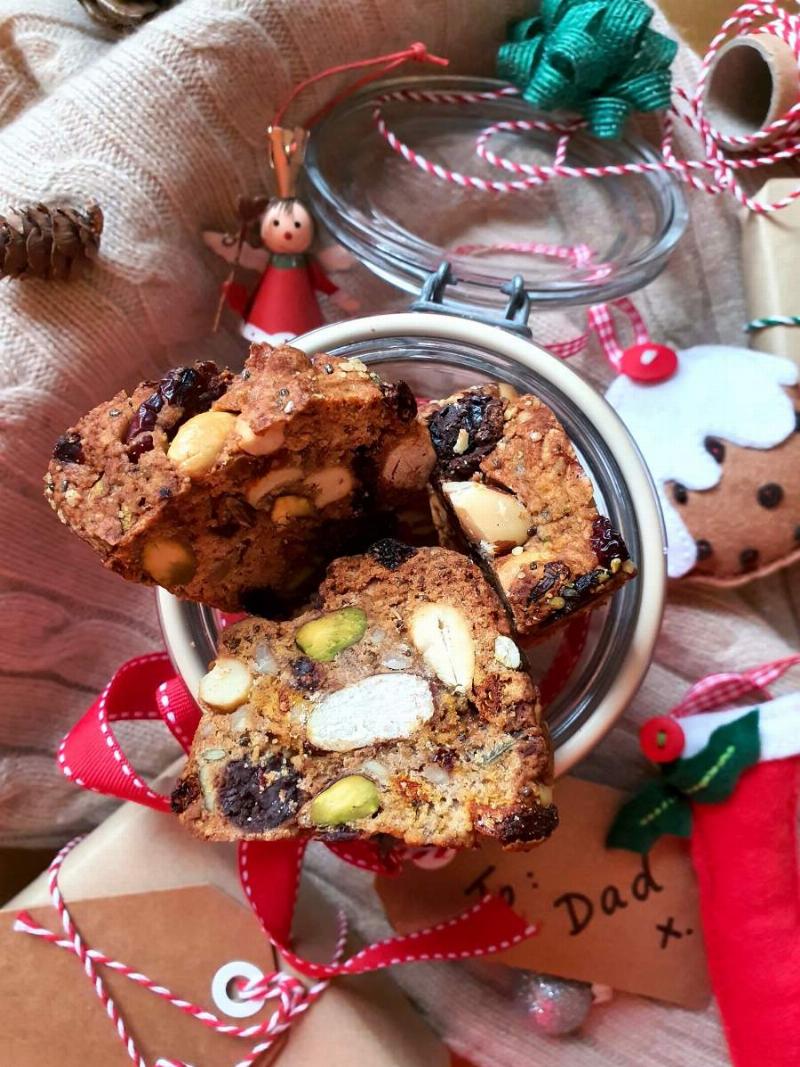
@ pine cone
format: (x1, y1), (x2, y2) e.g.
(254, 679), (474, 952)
(77, 0), (173, 33)
(0, 204), (103, 281)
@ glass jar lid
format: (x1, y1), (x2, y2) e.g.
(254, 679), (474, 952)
(305, 75), (688, 309)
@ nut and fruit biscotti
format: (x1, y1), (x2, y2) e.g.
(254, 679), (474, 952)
(45, 344), (434, 613)
(422, 385), (637, 637)
(172, 543), (556, 851)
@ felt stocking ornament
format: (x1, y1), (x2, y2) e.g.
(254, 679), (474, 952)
(203, 44), (448, 345)
(608, 656), (800, 1067)
(588, 300), (800, 585)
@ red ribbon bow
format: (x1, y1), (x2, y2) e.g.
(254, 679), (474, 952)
(56, 652), (538, 977)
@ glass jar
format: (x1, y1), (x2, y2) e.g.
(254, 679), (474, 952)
(158, 312), (665, 774)
(304, 75), (688, 309)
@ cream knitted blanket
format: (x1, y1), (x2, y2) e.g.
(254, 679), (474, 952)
(0, 2), (797, 1064)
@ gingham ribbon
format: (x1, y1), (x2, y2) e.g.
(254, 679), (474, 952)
(670, 653), (800, 719)
(373, 3), (800, 214)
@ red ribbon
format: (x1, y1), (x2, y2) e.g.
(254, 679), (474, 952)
(58, 653), (538, 976)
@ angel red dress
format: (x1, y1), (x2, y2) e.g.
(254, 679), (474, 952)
(225, 252), (337, 344)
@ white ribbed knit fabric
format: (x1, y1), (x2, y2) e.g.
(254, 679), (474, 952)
(0, 2), (797, 1064)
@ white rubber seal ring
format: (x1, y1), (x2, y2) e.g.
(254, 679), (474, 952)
(211, 959), (264, 1018)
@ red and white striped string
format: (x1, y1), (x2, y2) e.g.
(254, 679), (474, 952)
(373, 3), (800, 214)
(14, 838), (343, 1067)
(451, 239), (653, 366)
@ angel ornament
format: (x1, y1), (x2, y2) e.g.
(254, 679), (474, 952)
(204, 126), (358, 345)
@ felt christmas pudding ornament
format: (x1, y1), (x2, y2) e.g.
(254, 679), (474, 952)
(595, 302), (800, 585)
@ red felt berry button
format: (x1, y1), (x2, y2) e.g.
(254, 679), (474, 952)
(639, 716), (685, 763)
(619, 343), (678, 383)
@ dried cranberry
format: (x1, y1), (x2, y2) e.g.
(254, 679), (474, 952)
(125, 361), (226, 452)
(433, 746), (457, 770)
(170, 774), (200, 814)
(52, 432), (84, 464)
(219, 757), (304, 831)
(368, 538), (417, 570)
(590, 516), (630, 567)
(494, 804), (559, 845)
(290, 656), (322, 692)
(126, 432), (154, 463)
(527, 561), (570, 603)
(380, 380), (417, 422)
(427, 392), (505, 478)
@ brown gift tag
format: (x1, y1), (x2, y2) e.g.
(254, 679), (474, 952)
(0, 883), (451, 1067)
(378, 777), (710, 1010)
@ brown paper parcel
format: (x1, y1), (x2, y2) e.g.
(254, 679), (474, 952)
(0, 773), (449, 1067)
(378, 777), (710, 1010)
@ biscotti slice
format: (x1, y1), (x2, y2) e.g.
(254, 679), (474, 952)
(422, 385), (636, 637)
(172, 543), (556, 851)
(45, 344), (434, 613)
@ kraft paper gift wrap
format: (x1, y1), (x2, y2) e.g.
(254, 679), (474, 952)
(0, 770), (450, 1067)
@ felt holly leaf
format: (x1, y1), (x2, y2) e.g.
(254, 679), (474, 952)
(664, 710), (761, 803)
(606, 780), (692, 854)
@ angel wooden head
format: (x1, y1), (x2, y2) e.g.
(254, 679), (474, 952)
(204, 124), (357, 344)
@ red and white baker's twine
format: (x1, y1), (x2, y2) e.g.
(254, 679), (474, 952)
(373, 3), (800, 213)
(452, 239), (651, 367)
(14, 839), (339, 1067)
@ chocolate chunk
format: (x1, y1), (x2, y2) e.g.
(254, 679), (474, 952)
(380, 380), (417, 423)
(704, 436), (725, 463)
(757, 483), (784, 509)
(696, 538), (713, 561)
(290, 656), (323, 691)
(428, 392), (505, 478)
(219, 758), (304, 831)
(494, 804), (559, 845)
(589, 516), (629, 567)
(672, 483), (688, 505)
(795, 411), (800, 433)
(52, 432), (84, 465)
(368, 538), (417, 570)
(527, 561), (570, 603)
(171, 774), (200, 814)
(740, 547), (760, 572)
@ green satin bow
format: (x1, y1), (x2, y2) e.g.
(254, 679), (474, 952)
(497, 0), (677, 139)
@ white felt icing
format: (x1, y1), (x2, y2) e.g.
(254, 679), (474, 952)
(605, 346), (798, 577)
(679, 692), (800, 763)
